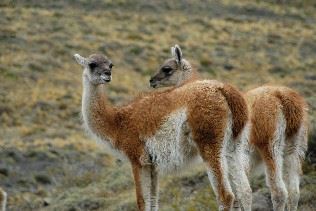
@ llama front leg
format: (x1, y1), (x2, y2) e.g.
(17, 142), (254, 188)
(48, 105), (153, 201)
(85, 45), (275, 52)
(149, 165), (159, 211)
(132, 164), (159, 211)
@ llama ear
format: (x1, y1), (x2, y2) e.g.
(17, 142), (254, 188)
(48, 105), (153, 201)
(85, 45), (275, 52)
(174, 44), (183, 64)
(171, 46), (176, 58)
(74, 54), (87, 66)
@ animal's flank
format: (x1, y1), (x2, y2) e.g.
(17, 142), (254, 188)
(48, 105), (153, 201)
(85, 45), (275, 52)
(219, 84), (248, 139)
(273, 89), (307, 139)
(249, 94), (279, 146)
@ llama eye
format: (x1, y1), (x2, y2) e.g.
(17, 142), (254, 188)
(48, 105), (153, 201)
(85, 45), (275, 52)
(89, 62), (98, 69)
(109, 63), (113, 69)
(162, 67), (173, 74)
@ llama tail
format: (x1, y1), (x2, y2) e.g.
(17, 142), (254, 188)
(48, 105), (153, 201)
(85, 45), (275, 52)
(273, 89), (308, 139)
(274, 89), (308, 160)
(219, 84), (249, 139)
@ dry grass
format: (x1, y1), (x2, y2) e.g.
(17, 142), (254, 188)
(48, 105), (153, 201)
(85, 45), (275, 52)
(0, 0), (316, 210)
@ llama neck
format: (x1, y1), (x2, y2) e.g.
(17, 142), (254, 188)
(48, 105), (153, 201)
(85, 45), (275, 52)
(82, 75), (117, 142)
(178, 63), (199, 86)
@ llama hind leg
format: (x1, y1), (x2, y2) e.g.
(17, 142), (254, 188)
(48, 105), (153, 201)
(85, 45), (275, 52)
(226, 143), (252, 211)
(284, 125), (307, 211)
(283, 151), (301, 211)
(199, 144), (234, 211)
(260, 145), (288, 211)
(206, 160), (234, 211)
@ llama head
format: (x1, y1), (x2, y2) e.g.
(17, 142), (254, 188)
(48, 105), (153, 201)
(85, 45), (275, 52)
(74, 53), (114, 85)
(149, 44), (192, 88)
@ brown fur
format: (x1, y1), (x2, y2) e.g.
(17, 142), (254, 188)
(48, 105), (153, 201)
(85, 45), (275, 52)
(88, 82), (229, 162)
(149, 47), (308, 210)
(148, 49), (250, 209)
(150, 51), (307, 148)
(246, 90), (280, 146)
(198, 141), (235, 211)
(150, 58), (248, 142)
(246, 86), (309, 211)
(273, 88), (307, 138)
(246, 86), (308, 147)
(132, 164), (145, 210)
(219, 84), (248, 139)
(83, 76), (234, 210)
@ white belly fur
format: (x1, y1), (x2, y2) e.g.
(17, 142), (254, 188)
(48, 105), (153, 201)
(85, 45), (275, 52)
(145, 108), (200, 174)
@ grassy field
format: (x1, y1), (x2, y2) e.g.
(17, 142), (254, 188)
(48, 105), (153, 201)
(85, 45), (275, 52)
(0, 0), (316, 210)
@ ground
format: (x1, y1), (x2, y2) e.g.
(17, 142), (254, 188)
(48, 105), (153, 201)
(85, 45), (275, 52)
(0, 0), (316, 210)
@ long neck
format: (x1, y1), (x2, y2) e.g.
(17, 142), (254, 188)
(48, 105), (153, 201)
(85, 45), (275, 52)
(178, 61), (199, 86)
(82, 75), (118, 142)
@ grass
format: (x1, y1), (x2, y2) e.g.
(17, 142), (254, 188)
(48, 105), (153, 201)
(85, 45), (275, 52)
(0, 0), (316, 210)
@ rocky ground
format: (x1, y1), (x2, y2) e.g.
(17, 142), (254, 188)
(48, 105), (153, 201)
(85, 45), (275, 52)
(0, 0), (316, 210)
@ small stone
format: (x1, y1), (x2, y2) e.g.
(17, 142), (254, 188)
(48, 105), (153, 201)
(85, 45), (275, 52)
(0, 168), (9, 176)
(223, 63), (234, 71)
(43, 197), (52, 206)
(35, 174), (51, 185)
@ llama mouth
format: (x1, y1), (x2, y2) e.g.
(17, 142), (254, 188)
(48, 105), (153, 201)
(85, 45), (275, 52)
(100, 75), (111, 83)
(100, 78), (111, 83)
(97, 79), (111, 84)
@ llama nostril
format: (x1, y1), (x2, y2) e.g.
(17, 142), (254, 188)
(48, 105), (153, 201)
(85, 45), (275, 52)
(105, 72), (111, 76)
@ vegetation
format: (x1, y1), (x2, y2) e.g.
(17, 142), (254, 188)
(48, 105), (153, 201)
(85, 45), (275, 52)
(0, 0), (315, 210)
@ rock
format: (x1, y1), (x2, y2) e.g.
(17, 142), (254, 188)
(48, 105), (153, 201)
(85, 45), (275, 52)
(5, 149), (23, 162)
(0, 168), (9, 176)
(43, 197), (52, 206)
(305, 74), (316, 81)
(78, 199), (101, 210)
(268, 66), (290, 77)
(223, 63), (234, 71)
(34, 174), (51, 185)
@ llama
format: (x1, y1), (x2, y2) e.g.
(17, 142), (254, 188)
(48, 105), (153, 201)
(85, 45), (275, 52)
(0, 188), (7, 211)
(151, 45), (253, 210)
(149, 45), (308, 211)
(74, 53), (250, 211)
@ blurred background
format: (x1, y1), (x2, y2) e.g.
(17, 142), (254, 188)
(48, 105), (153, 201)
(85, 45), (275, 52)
(0, 0), (315, 210)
